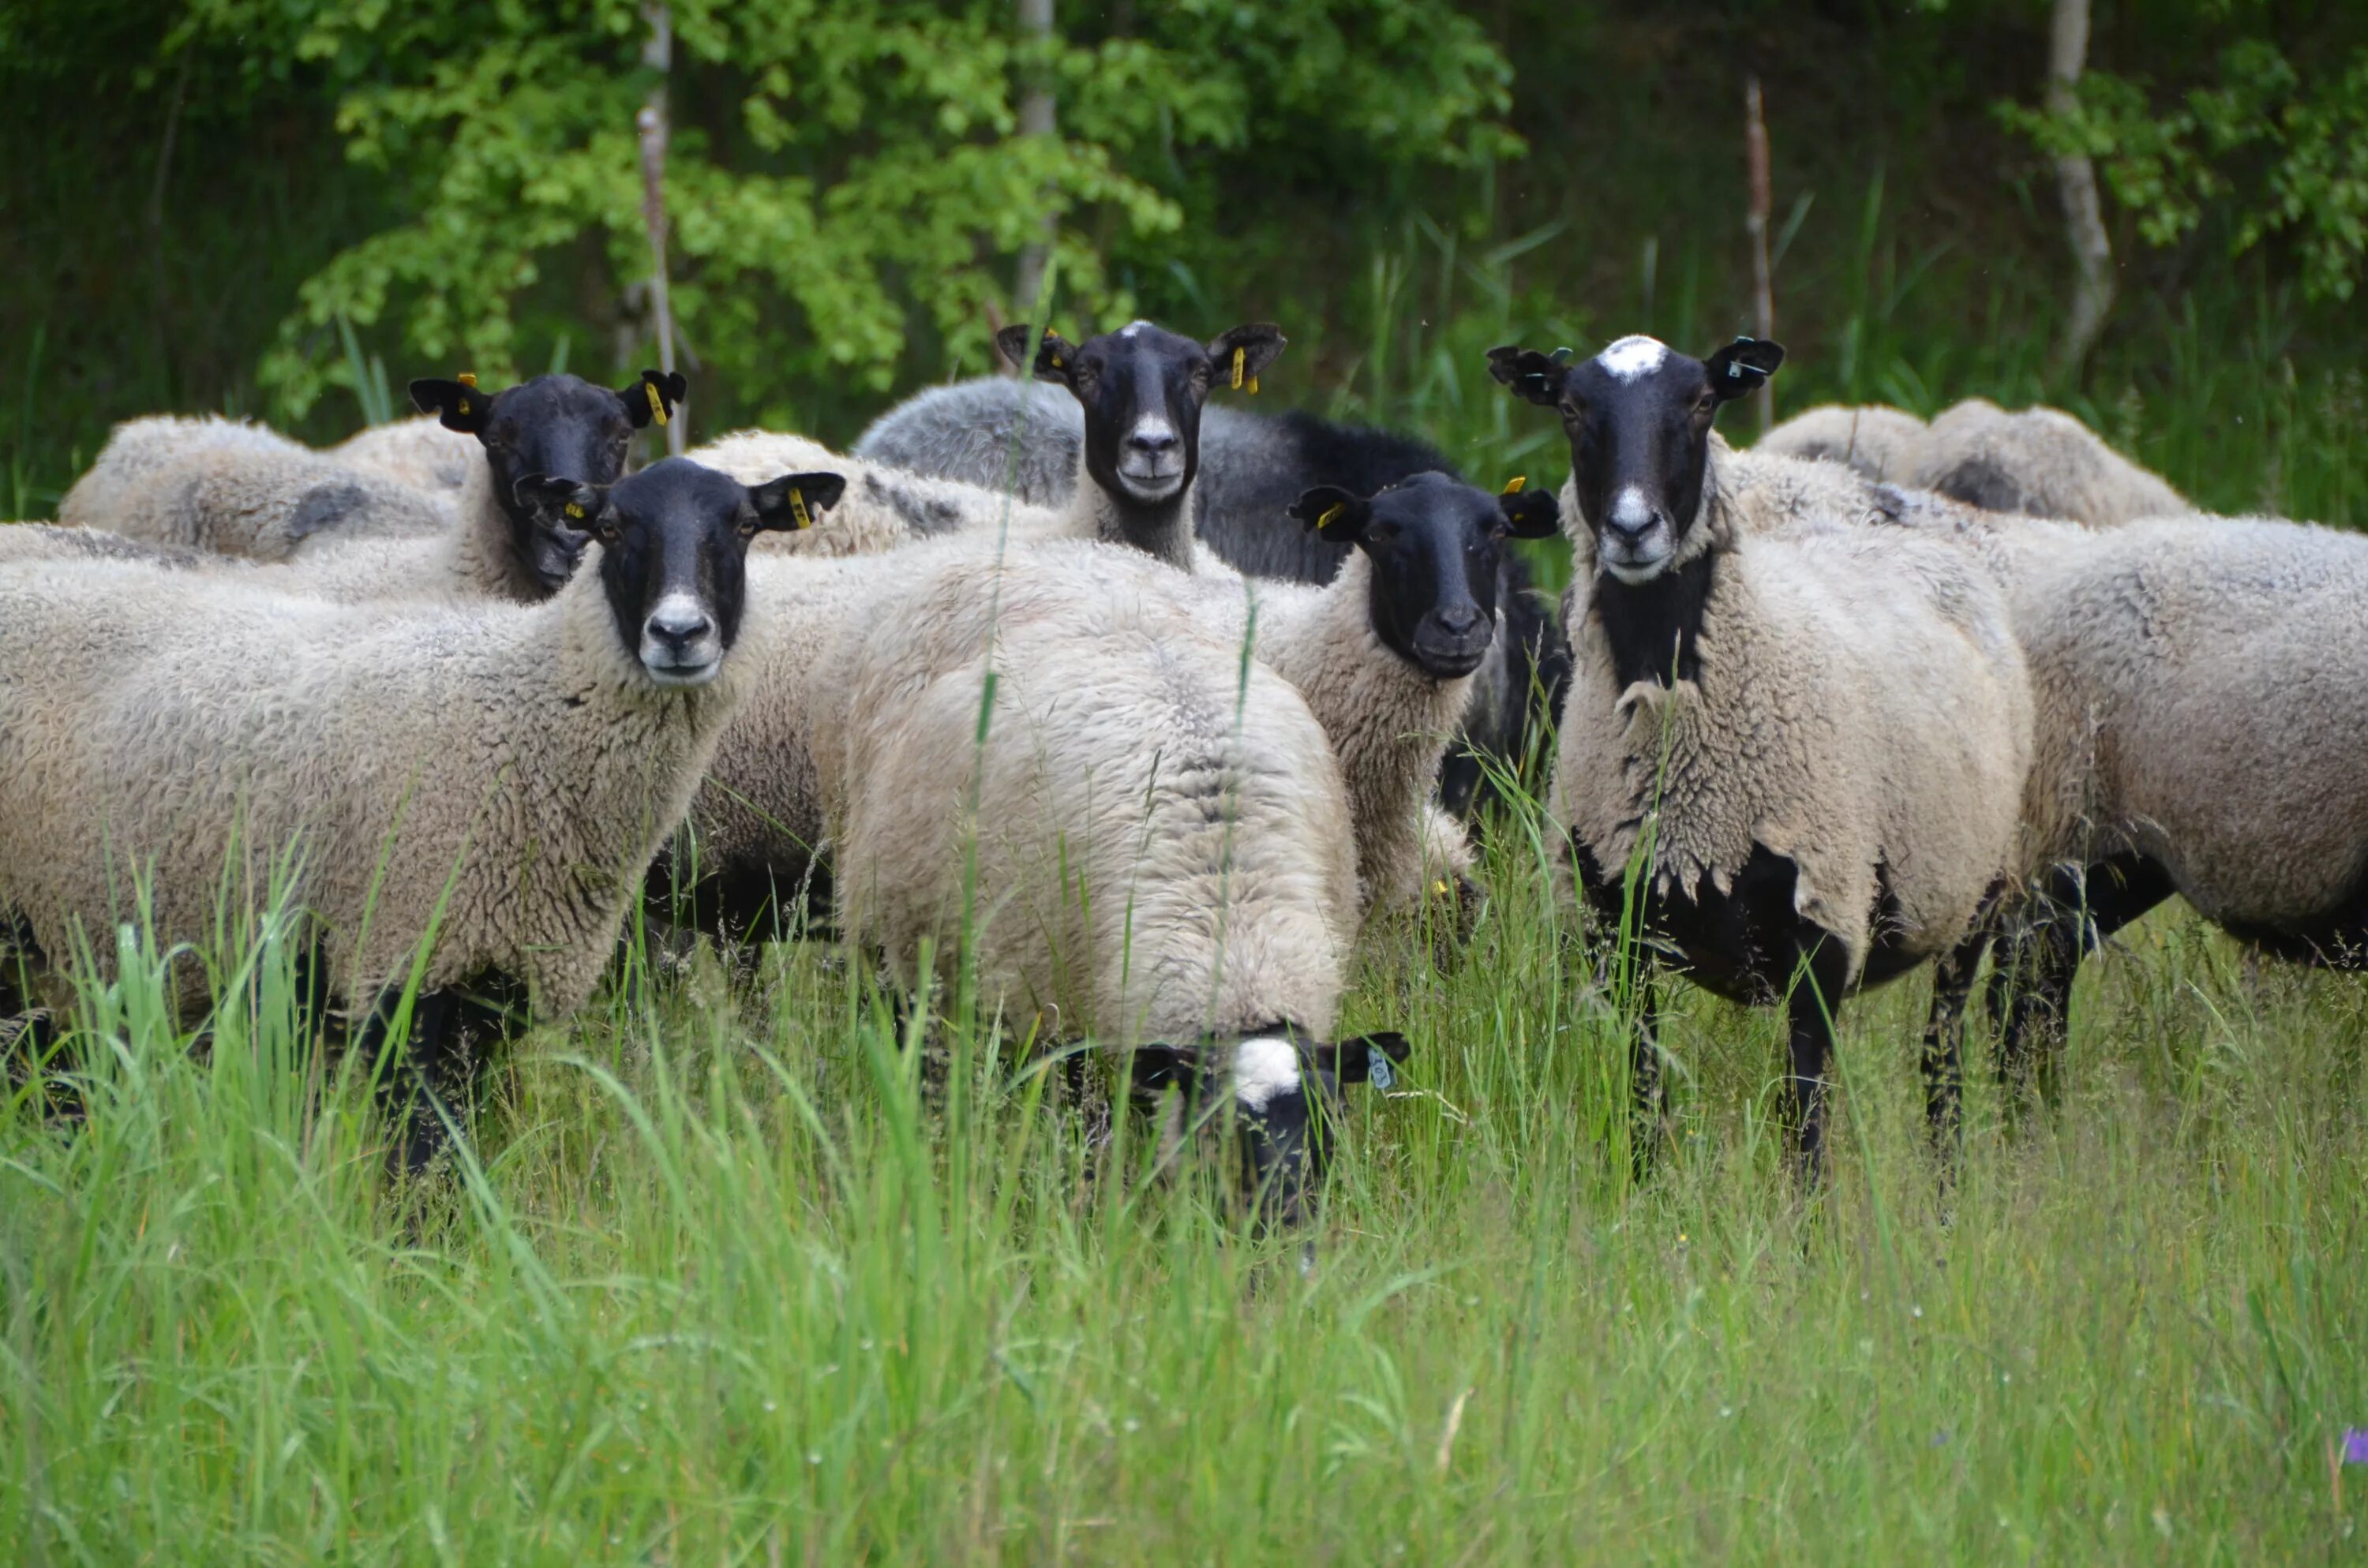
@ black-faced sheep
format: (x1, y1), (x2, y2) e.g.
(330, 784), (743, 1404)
(1490, 333), (2033, 1179)
(0, 456), (837, 1173)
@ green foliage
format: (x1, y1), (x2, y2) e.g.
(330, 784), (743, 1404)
(2002, 41), (2368, 301)
(158, 0), (1514, 423)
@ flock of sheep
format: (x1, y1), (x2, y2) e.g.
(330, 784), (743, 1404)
(2, 314), (2360, 1225)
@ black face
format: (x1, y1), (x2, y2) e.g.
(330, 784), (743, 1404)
(996, 320), (1286, 511)
(1288, 472), (1562, 679)
(1486, 335), (1782, 585)
(512, 457), (842, 687)
(1128, 1028), (1410, 1230)
(410, 369), (689, 593)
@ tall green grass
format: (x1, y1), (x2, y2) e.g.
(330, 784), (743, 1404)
(6, 795), (2364, 1560)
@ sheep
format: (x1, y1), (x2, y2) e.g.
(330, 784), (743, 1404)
(332, 415), (478, 492)
(853, 354), (1571, 820)
(61, 414), (458, 560)
(688, 428), (1064, 557)
(813, 540), (1407, 1226)
(1874, 501), (2368, 1097)
(1754, 403), (1928, 481)
(0, 456), (841, 1173)
(1489, 333), (2033, 1179)
(1909, 396), (2194, 526)
(992, 319), (1289, 570)
(1181, 474), (1563, 915)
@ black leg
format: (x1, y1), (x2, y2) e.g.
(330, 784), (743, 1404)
(359, 974), (522, 1178)
(1783, 939), (1849, 1187)
(1991, 854), (2174, 1112)
(1629, 974), (1669, 1181)
(1921, 926), (1989, 1166)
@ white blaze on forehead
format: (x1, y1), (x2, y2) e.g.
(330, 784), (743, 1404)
(1610, 485), (1655, 528)
(1231, 1035), (1303, 1113)
(1118, 320), (1152, 339)
(1594, 335), (1669, 381)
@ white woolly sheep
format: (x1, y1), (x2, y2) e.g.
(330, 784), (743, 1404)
(814, 540), (1407, 1226)
(1909, 396), (2194, 526)
(1491, 333), (2033, 1179)
(1754, 402), (1928, 481)
(688, 428), (1063, 557)
(0, 456), (839, 1173)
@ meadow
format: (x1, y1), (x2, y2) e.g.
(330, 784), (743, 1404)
(5, 769), (2364, 1562)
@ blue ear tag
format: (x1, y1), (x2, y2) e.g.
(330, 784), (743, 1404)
(1367, 1053), (1396, 1091)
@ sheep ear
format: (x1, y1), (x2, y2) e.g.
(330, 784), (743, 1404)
(747, 470), (846, 533)
(411, 376), (491, 434)
(1485, 346), (1568, 407)
(994, 323), (1039, 376)
(1702, 337), (1785, 401)
(620, 369), (688, 429)
(1287, 485), (1367, 542)
(1016, 327), (1077, 388)
(1499, 487), (1562, 539)
(1205, 324), (1286, 394)
(1323, 1031), (1411, 1091)
(513, 473), (605, 529)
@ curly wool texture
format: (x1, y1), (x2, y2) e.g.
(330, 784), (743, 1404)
(331, 416), (478, 493)
(0, 556), (751, 1021)
(690, 429), (1063, 558)
(62, 414), (457, 562)
(1167, 553), (1477, 912)
(1897, 508), (2368, 929)
(1549, 511), (2033, 985)
(815, 544), (1358, 1043)
(1909, 397), (2193, 527)
(1755, 403), (1929, 482)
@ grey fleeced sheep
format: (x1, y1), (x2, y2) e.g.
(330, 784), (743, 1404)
(849, 376), (1084, 507)
(1909, 396), (2193, 526)
(688, 428), (1062, 556)
(1753, 403), (1928, 481)
(62, 415), (456, 561)
(1493, 334), (2033, 1178)
(0, 457), (831, 1173)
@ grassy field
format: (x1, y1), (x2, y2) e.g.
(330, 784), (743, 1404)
(6, 780), (2365, 1563)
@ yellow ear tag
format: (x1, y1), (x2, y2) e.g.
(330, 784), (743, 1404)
(1432, 879), (1451, 897)
(455, 372), (478, 388)
(789, 488), (812, 530)
(1316, 503), (1346, 531)
(644, 380), (669, 426)
(1231, 346), (1246, 391)
(1050, 353), (1063, 369)
(565, 502), (586, 520)
(1501, 475), (1527, 495)
(456, 397), (470, 416)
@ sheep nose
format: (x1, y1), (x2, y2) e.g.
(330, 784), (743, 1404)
(1128, 427), (1178, 456)
(1604, 509), (1663, 544)
(1433, 605), (1483, 637)
(646, 607), (714, 649)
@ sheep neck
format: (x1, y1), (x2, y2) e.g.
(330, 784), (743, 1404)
(1066, 450), (1197, 571)
(1592, 552), (1714, 689)
(442, 455), (549, 603)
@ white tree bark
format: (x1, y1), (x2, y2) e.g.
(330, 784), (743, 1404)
(1744, 77), (1774, 434)
(638, 3), (684, 453)
(2048, 0), (2114, 375)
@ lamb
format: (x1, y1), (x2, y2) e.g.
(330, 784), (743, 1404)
(1489, 333), (2033, 1179)
(332, 415), (478, 492)
(814, 540), (1407, 1226)
(1754, 403), (1927, 481)
(1908, 396), (2194, 526)
(688, 428), (1063, 556)
(0, 455), (840, 1173)
(1880, 503), (2368, 1096)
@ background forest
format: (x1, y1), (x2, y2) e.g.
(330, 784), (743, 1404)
(7, 0), (2368, 526)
